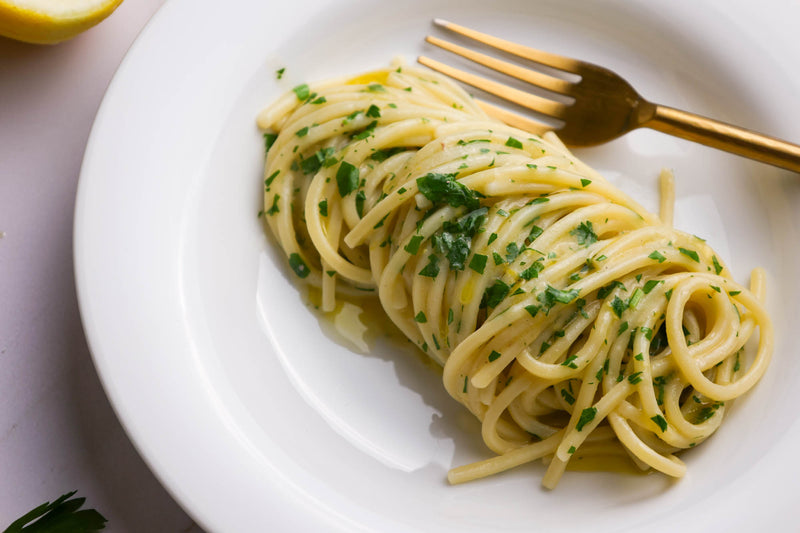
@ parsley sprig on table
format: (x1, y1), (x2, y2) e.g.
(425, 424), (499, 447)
(3, 491), (106, 533)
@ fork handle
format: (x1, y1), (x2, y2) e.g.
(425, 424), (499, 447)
(644, 105), (800, 173)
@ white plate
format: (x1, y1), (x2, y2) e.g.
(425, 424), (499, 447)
(75, 0), (800, 531)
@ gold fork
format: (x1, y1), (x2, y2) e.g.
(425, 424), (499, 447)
(419, 19), (800, 173)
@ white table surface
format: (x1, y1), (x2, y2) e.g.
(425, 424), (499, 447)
(0, 1), (202, 530)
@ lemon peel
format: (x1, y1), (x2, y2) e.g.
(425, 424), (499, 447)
(0, 0), (123, 44)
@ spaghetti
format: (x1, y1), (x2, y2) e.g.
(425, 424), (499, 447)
(257, 63), (772, 488)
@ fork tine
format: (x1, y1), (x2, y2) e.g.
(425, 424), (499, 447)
(474, 100), (555, 136)
(417, 55), (569, 120)
(433, 19), (582, 75)
(425, 36), (575, 96)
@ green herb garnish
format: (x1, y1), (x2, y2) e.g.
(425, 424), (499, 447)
(570, 221), (598, 247)
(416, 172), (480, 210)
(336, 161), (359, 197)
(288, 253), (310, 278)
(576, 407), (597, 431)
(292, 83), (310, 100)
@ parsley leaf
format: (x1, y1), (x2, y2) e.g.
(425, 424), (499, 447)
(610, 296), (627, 317)
(537, 285), (579, 312)
(431, 207), (488, 271)
(651, 414), (668, 432)
(576, 407), (597, 431)
(292, 84), (310, 100)
(481, 279), (510, 308)
(570, 221), (598, 247)
(404, 235), (424, 255)
(416, 172), (480, 210)
(336, 161), (359, 197)
(288, 253), (310, 278)
(263, 132), (278, 154)
(505, 136), (523, 149)
(418, 254), (440, 278)
(712, 256), (723, 275)
(519, 260), (544, 280)
(643, 279), (663, 294)
(679, 247), (700, 262)
(468, 254), (488, 274)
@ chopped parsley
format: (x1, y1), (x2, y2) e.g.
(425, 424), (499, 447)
(468, 254), (488, 274)
(481, 279), (510, 308)
(649, 250), (666, 263)
(519, 260), (544, 280)
(628, 371), (643, 385)
(679, 247), (700, 262)
(598, 281), (625, 299)
(369, 147), (406, 162)
(580, 178), (591, 187)
(267, 194), (280, 215)
(505, 242), (520, 263)
(561, 389), (576, 405)
(288, 253), (310, 278)
(336, 161), (359, 196)
(264, 169), (280, 189)
(712, 256), (723, 275)
(292, 83), (310, 100)
(355, 190), (366, 218)
(526, 225), (544, 244)
(431, 207), (488, 271)
(488, 350), (502, 362)
(263, 132), (278, 153)
(418, 254), (440, 278)
(416, 172), (480, 210)
(414, 311), (427, 323)
(576, 407), (597, 431)
(404, 235), (424, 255)
(570, 221), (598, 247)
(610, 296), (627, 318)
(628, 288), (644, 309)
(505, 136), (523, 149)
(351, 120), (378, 140)
(643, 279), (663, 294)
(561, 355), (578, 369)
(651, 414), (668, 432)
(300, 147), (336, 175)
(537, 285), (580, 312)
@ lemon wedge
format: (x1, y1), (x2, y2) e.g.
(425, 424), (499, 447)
(0, 0), (123, 44)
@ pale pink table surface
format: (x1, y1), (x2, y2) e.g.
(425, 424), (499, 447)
(0, 1), (202, 530)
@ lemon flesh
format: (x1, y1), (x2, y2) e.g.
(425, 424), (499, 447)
(0, 0), (124, 44)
